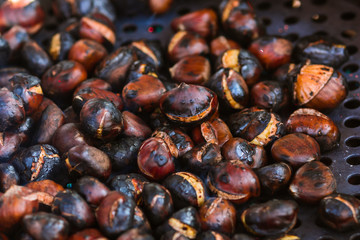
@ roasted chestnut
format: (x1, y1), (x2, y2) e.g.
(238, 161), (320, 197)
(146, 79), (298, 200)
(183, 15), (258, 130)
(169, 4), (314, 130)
(222, 137), (267, 168)
(149, 0), (173, 14)
(289, 161), (336, 204)
(207, 68), (249, 111)
(256, 162), (292, 195)
(0, 67), (28, 88)
(167, 31), (209, 63)
(0, 132), (22, 163)
(128, 61), (159, 83)
(48, 31), (75, 62)
(199, 197), (236, 235)
(74, 78), (112, 95)
(241, 199), (298, 236)
(171, 9), (218, 39)
(26, 179), (64, 197)
(271, 133), (320, 168)
(289, 63), (348, 111)
(130, 40), (164, 70)
(21, 40), (52, 77)
(122, 111), (152, 139)
(210, 36), (240, 57)
(163, 172), (207, 208)
(192, 118), (232, 147)
(3, 26), (29, 56)
(285, 108), (340, 152)
(207, 160), (260, 204)
(51, 123), (88, 155)
(0, 87), (25, 131)
(227, 107), (284, 147)
(160, 83), (218, 125)
(250, 81), (288, 112)
(0, 163), (19, 192)
(216, 49), (262, 86)
(74, 176), (110, 207)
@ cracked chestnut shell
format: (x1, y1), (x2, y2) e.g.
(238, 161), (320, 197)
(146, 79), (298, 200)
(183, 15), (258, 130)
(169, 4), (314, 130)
(318, 193), (360, 231)
(289, 63), (348, 111)
(141, 183), (174, 226)
(137, 137), (175, 181)
(160, 83), (218, 125)
(241, 199), (298, 236)
(80, 98), (123, 140)
(216, 49), (262, 86)
(48, 31), (75, 62)
(227, 108), (284, 147)
(163, 172), (207, 209)
(199, 197), (236, 235)
(192, 118), (232, 147)
(0, 87), (25, 132)
(285, 108), (340, 152)
(289, 161), (336, 204)
(130, 40), (164, 70)
(222, 138), (267, 168)
(256, 162), (292, 195)
(207, 160), (260, 204)
(207, 68), (249, 111)
(250, 81), (288, 112)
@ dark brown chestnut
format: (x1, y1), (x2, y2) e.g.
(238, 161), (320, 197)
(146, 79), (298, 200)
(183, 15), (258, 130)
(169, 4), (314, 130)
(74, 78), (112, 95)
(0, 87), (25, 132)
(171, 9), (218, 39)
(227, 107), (284, 147)
(21, 40), (52, 77)
(199, 197), (236, 235)
(318, 193), (360, 231)
(210, 36), (240, 57)
(222, 138), (267, 168)
(30, 97), (56, 122)
(249, 36), (293, 70)
(256, 162), (292, 195)
(117, 228), (154, 240)
(167, 31), (209, 63)
(130, 40), (164, 70)
(207, 160), (260, 204)
(289, 161), (336, 204)
(69, 228), (106, 240)
(0, 132), (22, 163)
(3, 25), (29, 52)
(289, 63), (348, 111)
(232, 234), (256, 240)
(137, 137), (175, 181)
(216, 49), (262, 86)
(122, 111), (152, 139)
(48, 31), (75, 62)
(149, 0), (173, 14)
(64, 106), (80, 124)
(128, 60), (159, 83)
(51, 123), (88, 155)
(160, 83), (218, 125)
(0, 163), (19, 192)
(250, 81), (288, 112)
(0, 67), (28, 88)
(285, 108), (340, 152)
(163, 172), (207, 208)
(241, 199), (298, 236)
(271, 133), (320, 168)
(74, 176), (110, 207)
(192, 118), (232, 147)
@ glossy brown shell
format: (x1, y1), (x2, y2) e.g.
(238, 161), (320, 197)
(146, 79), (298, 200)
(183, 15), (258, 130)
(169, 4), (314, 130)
(210, 36), (240, 57)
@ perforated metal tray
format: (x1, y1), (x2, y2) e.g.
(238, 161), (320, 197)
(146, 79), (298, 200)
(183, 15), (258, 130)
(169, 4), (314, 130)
(35, 0), (360, 239)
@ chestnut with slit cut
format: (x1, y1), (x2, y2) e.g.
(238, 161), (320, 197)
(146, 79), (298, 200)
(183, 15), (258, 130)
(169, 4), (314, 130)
(109, 173), (149, 202)
(130, 40), (164, 70)
(48, 31), (75, 62)
(216, 49), (262, 86)
(207, 160), (260, 204)
(192, 118), (232, 147)
(271, 133), (320, 168)
(0, 87), (25, 132)
(256, 162), (292, 195)
(128, 61), (159, 83)
(210, 36), (241, 57)
(160, 83), (218, 126)
(21, 40), (52, 77)
(285, 108), (340, 152)
(250, 81), (288, 112)
(74, 176), (110, 207)
(289, 161), (336, 204)
(241, 199), (298, 236)
(137, 137), (175, 181)
(222, 137), (267, 168)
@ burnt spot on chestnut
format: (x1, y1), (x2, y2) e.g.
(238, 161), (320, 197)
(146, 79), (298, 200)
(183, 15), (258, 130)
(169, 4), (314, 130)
(222, 138), (267, 168)
(289, 161), (336, 204)
(0, 87), (25, 132)
(256, 162), (292, 195)
(207, 68), (249, 111)
(210, 36), (240, 58)
(130, 40), (164, 70)
(167, 31), (209, 63)
(271, 133), (320, 168)
(163, 172), (207, 209)
(49, 31), (75, 62)
(293, 35), (349, 68)
(227, 108), (284, 147)
(64, 144), (112, 180)
(0, 163), (19, 192)
(241, 199), (298, 236)
(318, 193), (360, 231)
(250, 81), (288, 112)
(160, 83), (218, 125)
(21, 40), (52, 77)
(80, 98), (123, 141)
(128, 60), (159, 83)
(74, 176), (110, 207)
(199, 197), (236, 235)
(207, 160), (260, 204)
(0, 67), (28, 88)
(141, 183), (174, 226)
(285, 108), (340, 152)
(137, 137), (175, 181)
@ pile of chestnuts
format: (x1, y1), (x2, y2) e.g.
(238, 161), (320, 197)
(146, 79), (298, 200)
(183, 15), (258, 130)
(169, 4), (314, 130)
(0, 0), (357, 239)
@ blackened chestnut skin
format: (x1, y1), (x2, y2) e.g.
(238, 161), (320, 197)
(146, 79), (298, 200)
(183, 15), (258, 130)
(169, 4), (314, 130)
(0, 87), (25, 132)
(109, 173), (149, 202)
(0, 163), (19, 192)
(21, 40), (52, 77)
(256, 162), (292, 195)
(49, 31), (75, 62)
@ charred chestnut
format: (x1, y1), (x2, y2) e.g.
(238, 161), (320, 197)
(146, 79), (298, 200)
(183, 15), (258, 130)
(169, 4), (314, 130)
(285, 108), (340, 152)
(171, 9), (218, 39)
(216, 49), (262, 86)
(74, 176), (110, 207)
(250, 81), (288, 112)
(192, 118), (232, 147)
(199, 197), (236, 235)
(207, 160), (260, 204)
(141, 183), (174, 226)
(122, 111), (152, 139)
(222, 138), (267, 168)
(170, 55), (211, 85)
(137, 137), (175, 181)
(51, 123), (88, 155)
(64, 144), (111, 180)
(0, 163), (19, 192)
(227, 108), (284, 147)
(49, 31), (75, 62)
(128, 61), (159, 83)
(241, 199), (298, 236)
(21, 40), (52, 77)
(160, 83), (218, 125)
(256, 162), (292, 195)
(210, 36), (240, 57)
(163, 172), (207, 208)
(109, 173), (149, 202)
(318, 193), (360, 231)
(0, 67), (28, 88)
(130, 40), (164, 70)
(289, 161), (336, 204)
(271, 133), (320, 168)
(289, 63), (348, 111)
(80, 98), (123, 140)
(168, 31), (209, 63)
(0, 87), (25, 131)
